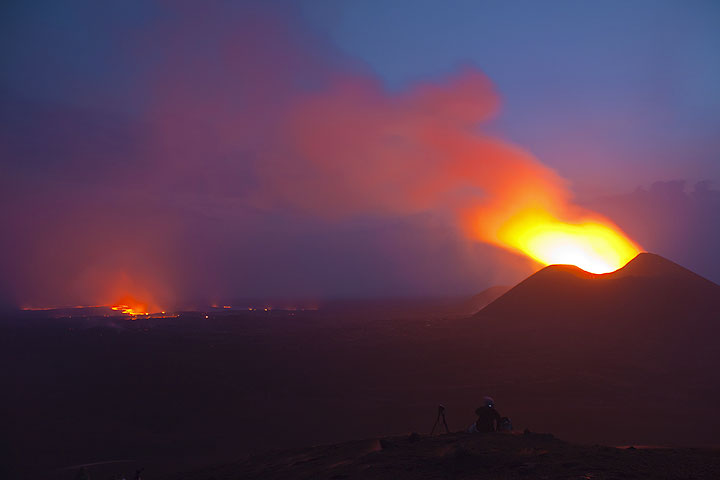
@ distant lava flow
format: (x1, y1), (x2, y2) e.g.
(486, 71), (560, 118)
(496, 209), (641, 274)
(110, 305), (150, 316)
(110, 295), (156, 317)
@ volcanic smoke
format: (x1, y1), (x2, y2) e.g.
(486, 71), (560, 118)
(270, 67), (640, 274)
(4, 4), (640, 311)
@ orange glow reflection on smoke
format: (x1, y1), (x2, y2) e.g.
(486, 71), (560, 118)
(494, 208), (641, 273)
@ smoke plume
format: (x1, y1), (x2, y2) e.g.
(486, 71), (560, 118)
(0, 3), (614, 308)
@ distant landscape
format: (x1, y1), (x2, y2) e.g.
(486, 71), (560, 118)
(3, 254), (719, 479)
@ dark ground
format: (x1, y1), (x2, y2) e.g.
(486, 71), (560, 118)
(2, 256), (719, 479)
(169, 431), (720, 480)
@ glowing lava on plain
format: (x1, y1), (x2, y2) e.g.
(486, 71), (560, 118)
(111, 295), (152, 317)
(497, 209), (641, 274)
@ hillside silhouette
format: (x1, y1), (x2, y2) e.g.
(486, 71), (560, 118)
(469, 252), (720, 445)
(462, 285), (511, 314)
(479, 252), (720, 336)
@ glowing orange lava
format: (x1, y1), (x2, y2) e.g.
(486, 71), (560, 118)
(496, 209), (641, 274)
(110, 295), (152, 316)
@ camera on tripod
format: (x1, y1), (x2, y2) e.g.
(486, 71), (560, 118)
(430, 404), (450, 435)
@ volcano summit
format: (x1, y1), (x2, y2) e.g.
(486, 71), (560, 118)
(478, 252), (720, 330)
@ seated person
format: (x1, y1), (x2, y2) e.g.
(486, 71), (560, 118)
(467, 396), (502, 433)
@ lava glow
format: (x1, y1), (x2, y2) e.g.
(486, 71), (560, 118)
(111, 305), (149, 316)
(110, 295), (152, 317)
(497, 209), (641, 274)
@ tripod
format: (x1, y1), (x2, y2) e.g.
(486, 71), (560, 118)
(430, 404), (450, 435)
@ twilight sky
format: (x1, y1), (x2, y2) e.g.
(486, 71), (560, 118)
(1, 1), (719, 308)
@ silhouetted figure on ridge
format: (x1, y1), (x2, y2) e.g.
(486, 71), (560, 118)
(468, 396), (502, 433)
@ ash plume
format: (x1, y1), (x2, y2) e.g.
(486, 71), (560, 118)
(0, 2), (627, 308)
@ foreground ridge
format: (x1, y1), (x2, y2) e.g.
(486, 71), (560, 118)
(168, 431), (720, 480)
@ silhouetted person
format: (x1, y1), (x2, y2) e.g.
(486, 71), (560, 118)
(468, 396), (501, 433)
(134, 468), (144, 480)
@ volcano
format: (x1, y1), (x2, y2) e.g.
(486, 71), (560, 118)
(474, 252), (720, 376)
(477, 253), (720, 336)
(470, 253), (720, 445)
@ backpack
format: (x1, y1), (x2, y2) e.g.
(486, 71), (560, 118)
(498, 417), (513, 432)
